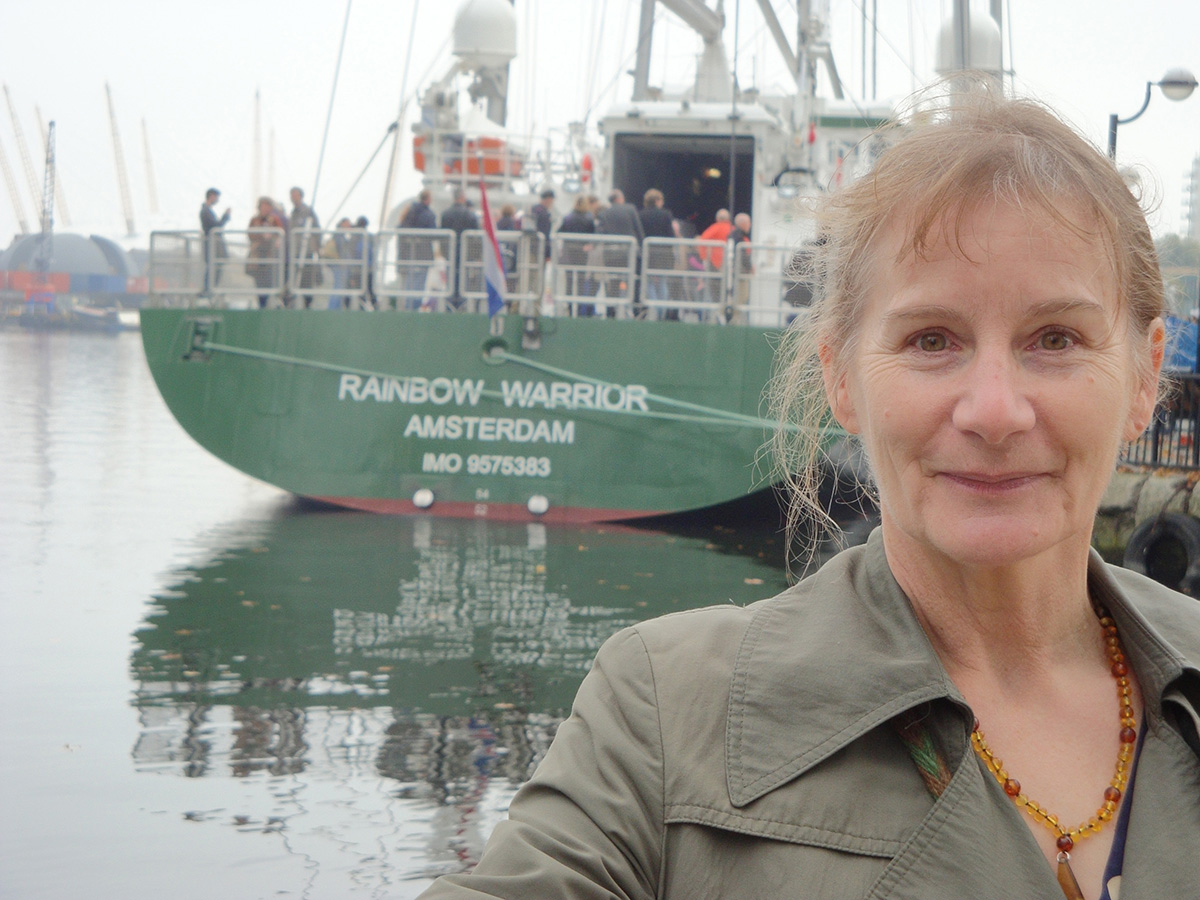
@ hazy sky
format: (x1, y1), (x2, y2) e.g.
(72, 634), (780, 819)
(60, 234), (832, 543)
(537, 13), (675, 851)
(1, 0), (1198, 248)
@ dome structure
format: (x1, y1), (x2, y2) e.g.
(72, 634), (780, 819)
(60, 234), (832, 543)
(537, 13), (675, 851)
(453, 0), (517, 69)
(0, 232), (137, 277)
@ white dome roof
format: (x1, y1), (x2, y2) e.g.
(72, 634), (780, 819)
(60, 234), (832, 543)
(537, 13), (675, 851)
(453, 0), (517, 69)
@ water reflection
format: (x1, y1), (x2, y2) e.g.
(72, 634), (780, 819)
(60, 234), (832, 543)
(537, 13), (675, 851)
(130, 510), (790, 883)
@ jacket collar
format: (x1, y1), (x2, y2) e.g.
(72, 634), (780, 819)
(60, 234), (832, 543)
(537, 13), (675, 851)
(725, 529), (1200, 808)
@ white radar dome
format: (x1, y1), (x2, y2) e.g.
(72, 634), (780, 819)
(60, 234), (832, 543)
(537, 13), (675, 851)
(453, 0), (517, 69)
(935, 13), (1002, 77)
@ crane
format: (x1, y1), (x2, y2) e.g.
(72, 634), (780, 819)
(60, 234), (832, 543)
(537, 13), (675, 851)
(35, 105), (71, 226)
(34, 121), (56, 282)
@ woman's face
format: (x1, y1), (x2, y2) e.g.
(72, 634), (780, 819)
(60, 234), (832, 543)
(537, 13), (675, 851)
(823, 202), (1163, 569)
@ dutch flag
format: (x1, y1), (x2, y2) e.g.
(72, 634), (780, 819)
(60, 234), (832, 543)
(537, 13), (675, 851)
(478, 179), (506, 317)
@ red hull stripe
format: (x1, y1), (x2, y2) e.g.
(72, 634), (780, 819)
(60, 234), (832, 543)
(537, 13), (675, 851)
(310, 495), (666, 524)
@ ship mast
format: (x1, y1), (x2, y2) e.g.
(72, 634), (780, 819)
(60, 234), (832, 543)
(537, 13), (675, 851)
(105, 83), (136, 237)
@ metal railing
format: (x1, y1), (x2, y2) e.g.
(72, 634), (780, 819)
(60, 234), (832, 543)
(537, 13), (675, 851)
(549, 234), (638, 317)
(147, 228), (817, 326)
(639, 237), (726, 322)
(458, 229), (544, 313)
(147, 231), (206, 302)
(1122, 373), (1200, 470)
(373, 228), (456, 310)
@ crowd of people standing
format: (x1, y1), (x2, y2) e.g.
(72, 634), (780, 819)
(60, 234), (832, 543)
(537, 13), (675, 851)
(199, 183), (752, 317)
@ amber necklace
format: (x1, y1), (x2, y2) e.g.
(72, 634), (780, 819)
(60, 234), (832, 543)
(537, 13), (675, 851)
(970, 606), (1137, 900)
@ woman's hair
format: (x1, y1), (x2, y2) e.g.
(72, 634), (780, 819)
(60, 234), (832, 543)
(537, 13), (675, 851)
(767, 80), (1165, 569)
(644, 188), (664, 207)
(573, 195), (591, 214)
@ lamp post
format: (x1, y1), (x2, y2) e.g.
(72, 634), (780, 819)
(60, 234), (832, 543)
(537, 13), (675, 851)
(1108, 68), (1198, 159)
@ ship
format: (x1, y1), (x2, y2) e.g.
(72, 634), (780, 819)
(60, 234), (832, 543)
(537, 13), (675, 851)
(140, 0), (919, 523)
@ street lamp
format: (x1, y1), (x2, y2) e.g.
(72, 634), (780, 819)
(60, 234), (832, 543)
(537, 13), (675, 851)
(1108, 68), (1198, 159)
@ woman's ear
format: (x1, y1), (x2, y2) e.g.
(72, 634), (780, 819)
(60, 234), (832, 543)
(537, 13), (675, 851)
(819, 342), (860, 434)
(1124, 317), (1165, 441)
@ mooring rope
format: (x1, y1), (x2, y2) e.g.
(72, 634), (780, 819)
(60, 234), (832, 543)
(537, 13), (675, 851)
(196, 339), (794, 432)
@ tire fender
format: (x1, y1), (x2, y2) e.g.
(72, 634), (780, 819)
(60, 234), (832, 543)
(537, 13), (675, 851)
(1122, 512), (1200, 597)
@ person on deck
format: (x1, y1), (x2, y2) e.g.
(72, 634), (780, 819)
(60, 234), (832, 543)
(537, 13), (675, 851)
(415, 83), (1200, 900)
(638, 188), (681, 318)
(440, 188), (479, 310)
(557, 194), (598, 315)
(529, 189), (555, 261)
(199, 187), (230, 293)
(596, 188), (644, 314)
(697, 208), (733, 306)
(289, 187), (322, 308)
(399, 188), (438, 310)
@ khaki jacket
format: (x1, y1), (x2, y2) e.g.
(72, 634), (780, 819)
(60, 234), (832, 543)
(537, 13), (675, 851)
(421, 531), (1200, 899)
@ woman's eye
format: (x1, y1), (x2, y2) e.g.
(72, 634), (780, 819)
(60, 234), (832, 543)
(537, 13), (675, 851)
(915, 332), (948, 352)
(1037, 331), (1073, 351)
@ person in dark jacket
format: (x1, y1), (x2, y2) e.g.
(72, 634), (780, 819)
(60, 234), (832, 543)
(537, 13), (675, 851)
(440, 188), (479, 309)
(399, 188), (438, 309)
(529, 189), (555, 260)
(199, 187), (230, 293)
(557, 195), (597, 315)
(596, 189), (644, 312)
(638, 188), (680, 317)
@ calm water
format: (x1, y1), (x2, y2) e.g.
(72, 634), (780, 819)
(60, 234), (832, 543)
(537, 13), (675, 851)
(0, 328), (802, 899)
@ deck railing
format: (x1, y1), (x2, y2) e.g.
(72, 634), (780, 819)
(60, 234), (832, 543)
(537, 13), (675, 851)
(147, 228), (815, 326)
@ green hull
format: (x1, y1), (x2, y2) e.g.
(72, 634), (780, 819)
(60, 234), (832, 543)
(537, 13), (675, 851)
(141, 308), (780, 522)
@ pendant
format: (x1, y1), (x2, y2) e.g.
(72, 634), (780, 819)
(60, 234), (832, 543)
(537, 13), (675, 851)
(1056, 852), (1085, 900)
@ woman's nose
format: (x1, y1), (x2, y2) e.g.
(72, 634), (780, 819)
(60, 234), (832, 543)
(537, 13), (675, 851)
(951, 350), (1036, 443)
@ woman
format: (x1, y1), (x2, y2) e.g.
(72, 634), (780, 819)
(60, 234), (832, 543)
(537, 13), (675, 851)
(558, 194), (598, 315)
(417, 89), (1200, 900)
(246, 196), (285, 308)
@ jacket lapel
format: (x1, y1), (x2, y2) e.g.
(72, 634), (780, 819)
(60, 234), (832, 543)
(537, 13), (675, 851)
(723, 531), (1200, 899)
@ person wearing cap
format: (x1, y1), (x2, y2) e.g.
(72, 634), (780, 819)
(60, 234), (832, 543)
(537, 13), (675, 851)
(530, 189), (555, 260)
(199, 187), (230, 292)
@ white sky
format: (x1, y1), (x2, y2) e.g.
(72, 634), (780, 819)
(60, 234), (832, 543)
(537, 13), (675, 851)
(1, 0), (1198, 248)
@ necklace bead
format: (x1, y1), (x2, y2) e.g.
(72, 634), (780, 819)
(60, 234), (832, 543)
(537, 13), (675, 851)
(970, 606), (1135, 851)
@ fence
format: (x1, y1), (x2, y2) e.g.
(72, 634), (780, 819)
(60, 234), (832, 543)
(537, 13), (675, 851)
(549, 234), (638, 317)
(147, 231), (206, 303)
(148, 228), (818, 325)
(373, 228), (456, 310)
(458, 229), (545, 312)
(1122, 372), (1200, 470)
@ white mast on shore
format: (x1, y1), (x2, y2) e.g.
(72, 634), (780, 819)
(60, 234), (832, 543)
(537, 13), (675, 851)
(4, 84), (43, 219)
(105, 83), (136, 237)
(0, 134), (29, 234)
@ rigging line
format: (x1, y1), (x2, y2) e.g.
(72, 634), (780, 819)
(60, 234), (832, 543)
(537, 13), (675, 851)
(327, 123), (397, 225)
(843, 0), (922, 87)
(193, 339), (796, 431)
(312, 0), (354, 210)
(380, 0), (425, 227)
(581, 7), (665, 126)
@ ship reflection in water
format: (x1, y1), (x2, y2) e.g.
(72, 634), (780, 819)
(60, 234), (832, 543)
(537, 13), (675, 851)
(129, 510), (793, 889)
